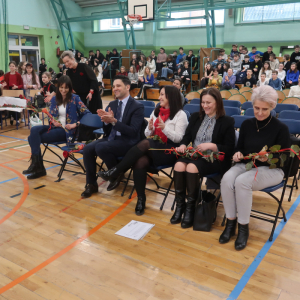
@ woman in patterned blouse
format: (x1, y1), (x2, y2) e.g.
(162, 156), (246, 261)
(171, 88), (235, 229)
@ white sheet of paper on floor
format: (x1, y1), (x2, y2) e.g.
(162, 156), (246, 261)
(115, 220), (155, 241)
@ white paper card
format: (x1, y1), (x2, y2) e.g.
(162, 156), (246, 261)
(115, 220), (155, 241)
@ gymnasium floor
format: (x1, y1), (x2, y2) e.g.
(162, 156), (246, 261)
(0, 96), (300, 300)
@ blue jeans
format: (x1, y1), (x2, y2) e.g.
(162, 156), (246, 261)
(161, 67), (173, 78)
(28, 125), (66, 157)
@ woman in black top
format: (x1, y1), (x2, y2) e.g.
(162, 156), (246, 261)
(39, 58), (47, 87)
(94, 49), (104, 65)
(62, 51), (102, 112)
(220, 85), (291, 251)
(171, 88), (235, 229)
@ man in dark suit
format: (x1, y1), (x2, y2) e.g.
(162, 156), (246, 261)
(81, 75), (144, 198)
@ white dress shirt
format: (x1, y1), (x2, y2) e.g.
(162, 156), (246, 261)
(145, 109), (188, 143)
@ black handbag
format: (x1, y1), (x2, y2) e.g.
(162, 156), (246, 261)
(193, 190), (217, 232)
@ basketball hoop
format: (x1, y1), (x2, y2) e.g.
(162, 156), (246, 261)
(127, 14), (143, 27)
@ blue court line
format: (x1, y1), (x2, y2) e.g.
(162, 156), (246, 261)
(0, 134), (27, 141)
(227, 194), (300, 300)
(0, 158), (83, 185)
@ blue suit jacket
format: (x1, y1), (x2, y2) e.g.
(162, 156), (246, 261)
(103, 96), (144, 146)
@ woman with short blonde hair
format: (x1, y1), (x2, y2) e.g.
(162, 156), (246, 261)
(220, 85), (290, 251)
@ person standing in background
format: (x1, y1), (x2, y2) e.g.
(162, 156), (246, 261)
(39, 58), (47, 87)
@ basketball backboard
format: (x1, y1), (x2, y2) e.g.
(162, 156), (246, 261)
(127, 0), (154, 21)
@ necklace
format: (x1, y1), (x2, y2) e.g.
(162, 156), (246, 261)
(256, 116), (272, 132)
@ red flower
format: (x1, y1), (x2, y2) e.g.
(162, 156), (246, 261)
(218, 154), (225, 162)
(63, 151), (69, 158)
(80, 72), (84, 76)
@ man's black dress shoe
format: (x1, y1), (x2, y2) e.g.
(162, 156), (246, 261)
(107, 173), (124, 191)
(98, 167), (118, 181)
(81, 183), (98, 198)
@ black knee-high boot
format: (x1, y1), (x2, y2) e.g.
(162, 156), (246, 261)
(170, 171), (186, 224)
(98, 145), (146, 181)
(133, 168), (148, 215)
(181, 172), (200, 229)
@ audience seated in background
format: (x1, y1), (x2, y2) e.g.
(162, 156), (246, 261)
(250, 55), (262, 80)
(128, 66), (139, 90)
(173, 78), (186, 106)
(130, 53), (137, 66)
(268, 70), (282, 91)
(256, 73), (269, 87)
(286, 62), (300, 88)
(156, 48), (168, 71)
(137, 61), (145, 80)
(217, 63), (223, 76)
(249, 46), (264, 62)
(176, 47), (186, 67)
(288, 75), (300, 97)
(208, 68), (222, 89)
(212, 54), (225, 68)
(230, 54), (242, 75)
(161, 55), (176, 79)
(269, 53), (279, 71)
(229, 44), (239, 61)
(242, 69), (256, 88)
(186, 50), (195, 68)
(178, 60), (191, 91)
(241, 55), (251, 73)
(276, 63), (286, 89)
(117, 66), (128, 76)
(200, 63), (213, 88)
(221, 68), (236, 90)
(150, 50), (157, 62)
(94, 49), (105, 65)
(262, 45), (275, 63)
(258, 61), (272, 82)
(291, 45), (300, 70)
(219, 49), (228, 61)
(146, 56), (156, 74)
(22, 62), (41, 99)
(135, 66), (154, 100)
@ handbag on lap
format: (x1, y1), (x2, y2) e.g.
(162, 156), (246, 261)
(193, 190), (217, 232)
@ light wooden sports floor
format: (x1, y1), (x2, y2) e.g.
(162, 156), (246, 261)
(0, 96), (300, 300)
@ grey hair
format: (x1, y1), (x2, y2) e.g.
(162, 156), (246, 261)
(251, 85), (277, 109)
(61, 50), (74, 60)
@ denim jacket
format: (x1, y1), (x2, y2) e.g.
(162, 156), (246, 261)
(49, 94), (91, 140)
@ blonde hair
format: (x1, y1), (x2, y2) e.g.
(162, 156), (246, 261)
(42, 72), (51, 79)
(144, 66), (152, 77)
(251, 85), (277, 109)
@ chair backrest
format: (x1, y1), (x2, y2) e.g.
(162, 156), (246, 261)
(190, 98), (200, 105)
(276, 90), (286, 103)
(229, 89), (240, 95)
(232, 115), (253, 128)
(220, 90), (232, 100)
(138, 100), (155, 107)
(183, 110), (191, 120)
(223, 100), (241, 108)
(228, 94), (247, 104)
(29, 90), (40, 97)
(158, 81), (173, 86)
(144, 106), (154, 118)
(197, 89), (204, 94)
(278, 118), (300, 134)
(239, 86), (252, 93)
(282, 97), (300, 108)
(80, 114), (103, 128)
(275, 103), (299, 113)
(245, 108), (276, 117)
(184, 104), (200, 114)
(278, 110), (300, 120)
(241, 91), (252, 101)
(185, 91), (200, 101)
(224, 106), (241, 116)
(241, 101), (253, 111)
(282, 89), (290, 97)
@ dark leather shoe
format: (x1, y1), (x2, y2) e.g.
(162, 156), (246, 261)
(98, 167), (118, 181)
(135, 195), (146, 216)
(27, 159), (46, 180)
(81, 183), (98, 198)
(235, 223), (249, 251)
(107, 173), (124, 191)
(219, 219), (237, 244)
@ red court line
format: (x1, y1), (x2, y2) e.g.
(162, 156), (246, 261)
(0, 165), (29, 225)
(0, 156), (31, 166)
(0, 188), (140, 294)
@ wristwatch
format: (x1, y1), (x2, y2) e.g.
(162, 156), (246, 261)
(111, 122), (116, 126)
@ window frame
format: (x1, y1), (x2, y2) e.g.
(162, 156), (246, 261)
(235, 4), (300, 25)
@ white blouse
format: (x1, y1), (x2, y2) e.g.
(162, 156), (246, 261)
(145, 110), (188, 144)
(258, 69), (272, 82)
(58, 105), (66, 127)
(276, 69), (286, 82)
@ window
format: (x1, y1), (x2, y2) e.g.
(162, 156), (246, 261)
(163, 10), (224, 28)
(241, 3), (300, 23)
(94, 18), (144, 32)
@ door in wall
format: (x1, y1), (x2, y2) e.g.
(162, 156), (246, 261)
(22, 50), (39, 71)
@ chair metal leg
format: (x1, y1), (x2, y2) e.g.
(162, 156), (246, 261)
(57, 157), (69, 181)
(221, 214), (226, 226)
(160, 178), (174, 210)
(121, 168), (133, 197)
(288, 175), (296, 202)
(128, 185), (135, 199)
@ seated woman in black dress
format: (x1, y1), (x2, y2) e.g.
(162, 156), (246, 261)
(24, 76), (91, 180)
(98, 86), (188, 215)
(172, 88), (235, 228)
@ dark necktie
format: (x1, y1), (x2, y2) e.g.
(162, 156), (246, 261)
(108, 100), (122, 141)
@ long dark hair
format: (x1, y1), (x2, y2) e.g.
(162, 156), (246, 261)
(55, 75), (73, 106)
(199, 88), (225, 120)
(25, 63), (37, 85)
(154, 86), (182, 120)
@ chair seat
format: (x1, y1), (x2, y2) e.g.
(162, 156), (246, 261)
(155, 164), (173, 170)
(206, 172), (220, 178)
(261, 181), (285, 193)
(61, 143), (84, 152)
(93, 128), (104, 135)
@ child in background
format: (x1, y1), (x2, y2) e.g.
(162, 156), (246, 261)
(242, 69), (256, 88)
(276, 63), (286, 89)
(290, 45), (300, 70)
(161, 55), (176, 79)
(249, 46), (264, 62)
(229, 44), (239, 60)
(173, 78), (186, 106)
(269, 53), (279, 70)
(242, 55), (251, 72)
(22, 63), (40, 99)
(257, 73), (269, 87)
(128, 66), (139, 90)
(217, 63), (223, 75)
(199, 63), (213, 88)
(258, 61), (272, 82)
(178, 60), (191, 91)
(18, 62), (27, 75)
(219, 49), (228, 61)
(268, 70), (282, 91)
(223, 63), (230, 75)
(286, 62), (300, 88)
(283, 54), (291, 73)
(250, 55), (262, 80)
(230, 54), (242, 75)
(137, 61), (145, 81)
(40, 72), (56, 98)
(146, 56), (156, 74)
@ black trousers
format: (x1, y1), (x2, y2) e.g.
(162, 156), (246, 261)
(83, 136), (132, 185)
